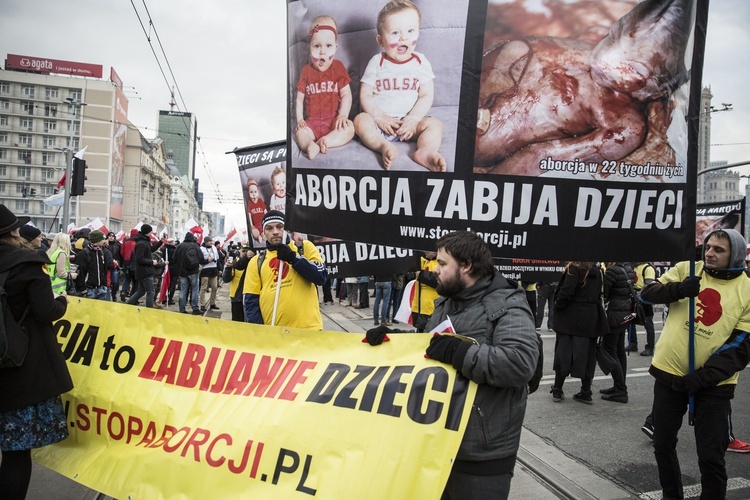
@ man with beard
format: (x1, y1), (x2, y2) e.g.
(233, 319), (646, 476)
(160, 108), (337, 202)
(642, 228), (750, 500)
(366, 231), (538, 499)
(243, 210), (327, 329)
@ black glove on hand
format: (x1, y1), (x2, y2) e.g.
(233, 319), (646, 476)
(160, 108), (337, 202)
(363, 325), (391, 346)
(275, 244), (297, 264)
(425, 334), (472, 369)
(677, 276), (701, 298)
(671, 372), (705, 393)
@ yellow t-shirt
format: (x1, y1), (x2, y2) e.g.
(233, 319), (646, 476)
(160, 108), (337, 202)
(228, 267), (245, 299)
(651, 261), (750, 385)
(411, 257), (439, 315)
(243, 240), (324, 330)
(633, 263), (656, 291)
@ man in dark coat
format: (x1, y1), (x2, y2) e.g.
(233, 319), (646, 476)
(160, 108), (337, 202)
(126, 224), (163, 309)
(173, 231), (204, 314)
(74, 230), (113, 300)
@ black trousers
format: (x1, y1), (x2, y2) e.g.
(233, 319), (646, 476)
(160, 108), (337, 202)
(652, 380), (732, 500)
(601, 329), (627, 391)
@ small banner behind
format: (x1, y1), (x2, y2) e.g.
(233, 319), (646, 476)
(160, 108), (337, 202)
(286, 0), (708, 262)
(33, 299), (475, 499)
(695, 198), (745, 246)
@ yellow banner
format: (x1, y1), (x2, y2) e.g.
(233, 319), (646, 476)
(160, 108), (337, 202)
(33, 299), (476, 499)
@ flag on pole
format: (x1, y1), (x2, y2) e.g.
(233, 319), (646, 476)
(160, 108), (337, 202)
(43, 189), (65, 207)
(157, 266), (171, 304)
(429, 317), (456, 335)
(394, 280), (416, 324)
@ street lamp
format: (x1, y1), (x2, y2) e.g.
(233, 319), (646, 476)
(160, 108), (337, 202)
(62, 97), (87, 231)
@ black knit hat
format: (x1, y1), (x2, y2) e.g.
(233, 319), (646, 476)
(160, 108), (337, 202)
(19, 224), (42, 241)
(262, 210), (285, 230)
(141, 223), (153, 235)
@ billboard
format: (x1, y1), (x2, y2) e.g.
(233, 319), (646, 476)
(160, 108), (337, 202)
(285, 0), (707, 262)
(110, 67), (127, 220)
(6, 53), (103, 78)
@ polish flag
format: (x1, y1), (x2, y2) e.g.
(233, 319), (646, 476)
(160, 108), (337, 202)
(429, 317), (456, 335)
(394, 280), (416, 324)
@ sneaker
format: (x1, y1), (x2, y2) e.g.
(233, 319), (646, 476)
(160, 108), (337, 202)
(599, 387), (616, 395)
(168, 300), (176, 306)
(573, 391), (593, 405)
(601, 392), (628, 403)
(727, 438), (750, 453)
(640, 347), (654, 356)
(200, 306), (206, 312)
(535, 327), (541, 331)
(152, 304), (163, 310)
(380, 321), (391, 326)
(192, 310), (203, 315)
(641, 421), (655, 440)
(550, 387), (564, 402)
(374, 320), (380, 326)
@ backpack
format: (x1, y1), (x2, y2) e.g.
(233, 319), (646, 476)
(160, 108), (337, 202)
(0, 270), (31, 369)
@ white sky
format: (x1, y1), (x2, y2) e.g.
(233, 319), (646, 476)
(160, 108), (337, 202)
(1, 0), (748, 230)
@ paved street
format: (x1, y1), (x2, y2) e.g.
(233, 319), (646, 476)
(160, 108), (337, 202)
(19, 290), (750, 499)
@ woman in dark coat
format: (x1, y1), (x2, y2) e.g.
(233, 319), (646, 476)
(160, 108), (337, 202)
(599, 263), (635, 403)
(551, 261), (609, 404)
(0, 205), (72, 499)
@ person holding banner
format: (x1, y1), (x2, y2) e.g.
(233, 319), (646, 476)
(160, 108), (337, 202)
(422, 231), (538, 499)
(243, 211), (327, 329)
(0, 204), (72, 499)
(642, 228), (750, 500)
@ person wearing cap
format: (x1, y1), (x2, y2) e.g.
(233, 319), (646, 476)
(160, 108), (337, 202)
(19, 224), (45, 257)
(105, 233), (122, 302)
(642, 228), (750, 499)
(73, 230), (113, 300)
(126, 224), (163, 309)
(0, 204), (72, 498)
(223, 243), (254, 321)
(199, 237), (221, 312)
(243, 210), (327, 329)
(173, 231), (205, 315)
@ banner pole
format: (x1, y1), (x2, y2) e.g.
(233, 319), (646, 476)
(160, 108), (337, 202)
(270, 232), (286, 326)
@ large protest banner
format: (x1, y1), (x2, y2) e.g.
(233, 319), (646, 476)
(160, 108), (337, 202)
(286, 0), (707, 262)
(33, 299), (475, 499)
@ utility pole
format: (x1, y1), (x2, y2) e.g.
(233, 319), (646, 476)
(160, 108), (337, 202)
(62, 97), (86, 231)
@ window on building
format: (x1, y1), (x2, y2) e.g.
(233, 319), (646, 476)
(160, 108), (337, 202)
(21, 85), (34, 98)
(21, 101), (34, 115)
(0, 150), (6, 160)
(19, 134), (32, 147)
(41, 184), (54, 196)
(41, 152), (55, 166)
(0, 133), (6, 144)
(0, 100), (9, 110)
(0, 182), (5, 193)
(15, 200), (28, 212)
(0, 82), (9, 94)
(43, 120), (56, 132)
(0, 166), (6, 176)
(45, 87), (59, 100)
(44, 104), (57, 117)
(0, 115), (7, 126)
(41, 168), (54, 180)
(18, 151), (31, 164)
(43, 136), (55, 149)
(68, 89), (82, 101)
(20, 118), (33, 131)
(17, 166), (30, 178)
(67, 122), (80, 135)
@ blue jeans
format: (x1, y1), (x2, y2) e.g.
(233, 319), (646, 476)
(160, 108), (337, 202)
(86, 285), (108, 300)
(127, 277), (155, 307)
(179, 273), (200, 312)
(373, 281), (392, 323)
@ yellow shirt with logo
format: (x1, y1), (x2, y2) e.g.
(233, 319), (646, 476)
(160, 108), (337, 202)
(411, 257), (439, 315)
(243, 240), (324, 330)
(652, 261), (750, 385)
(633, 263), (656, 291)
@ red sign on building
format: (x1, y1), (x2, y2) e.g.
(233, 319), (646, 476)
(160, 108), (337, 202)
(6, 54), (103, 78)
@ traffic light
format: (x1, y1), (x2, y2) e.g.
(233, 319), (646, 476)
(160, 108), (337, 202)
(71, 157), (87, 196)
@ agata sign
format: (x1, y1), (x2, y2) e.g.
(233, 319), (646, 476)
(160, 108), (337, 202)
(6, 53), (103, 79)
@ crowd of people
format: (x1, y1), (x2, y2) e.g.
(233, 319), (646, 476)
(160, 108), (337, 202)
(1, 199), (749, 499)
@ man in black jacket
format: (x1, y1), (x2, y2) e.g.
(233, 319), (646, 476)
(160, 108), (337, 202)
(126, 224), (163, 309)
(75, 230), (113, 300)
(173, 231), (204, 314)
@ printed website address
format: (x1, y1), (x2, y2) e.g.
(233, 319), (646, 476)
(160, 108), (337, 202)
(399, 225), (528, 249)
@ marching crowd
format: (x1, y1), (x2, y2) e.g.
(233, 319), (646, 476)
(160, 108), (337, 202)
(0, 201), (749, 500)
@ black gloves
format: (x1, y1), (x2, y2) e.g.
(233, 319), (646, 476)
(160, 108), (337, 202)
(275, 244), (297, 264)
(363, 325), (391, 346)
(671, 371), (706, 394)
(425, 334), (472, 369)
(362, 325), (409, 345)
(677, 276), (701, 298)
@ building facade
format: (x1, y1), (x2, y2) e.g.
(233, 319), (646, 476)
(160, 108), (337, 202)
(157, 110), (196, 180)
